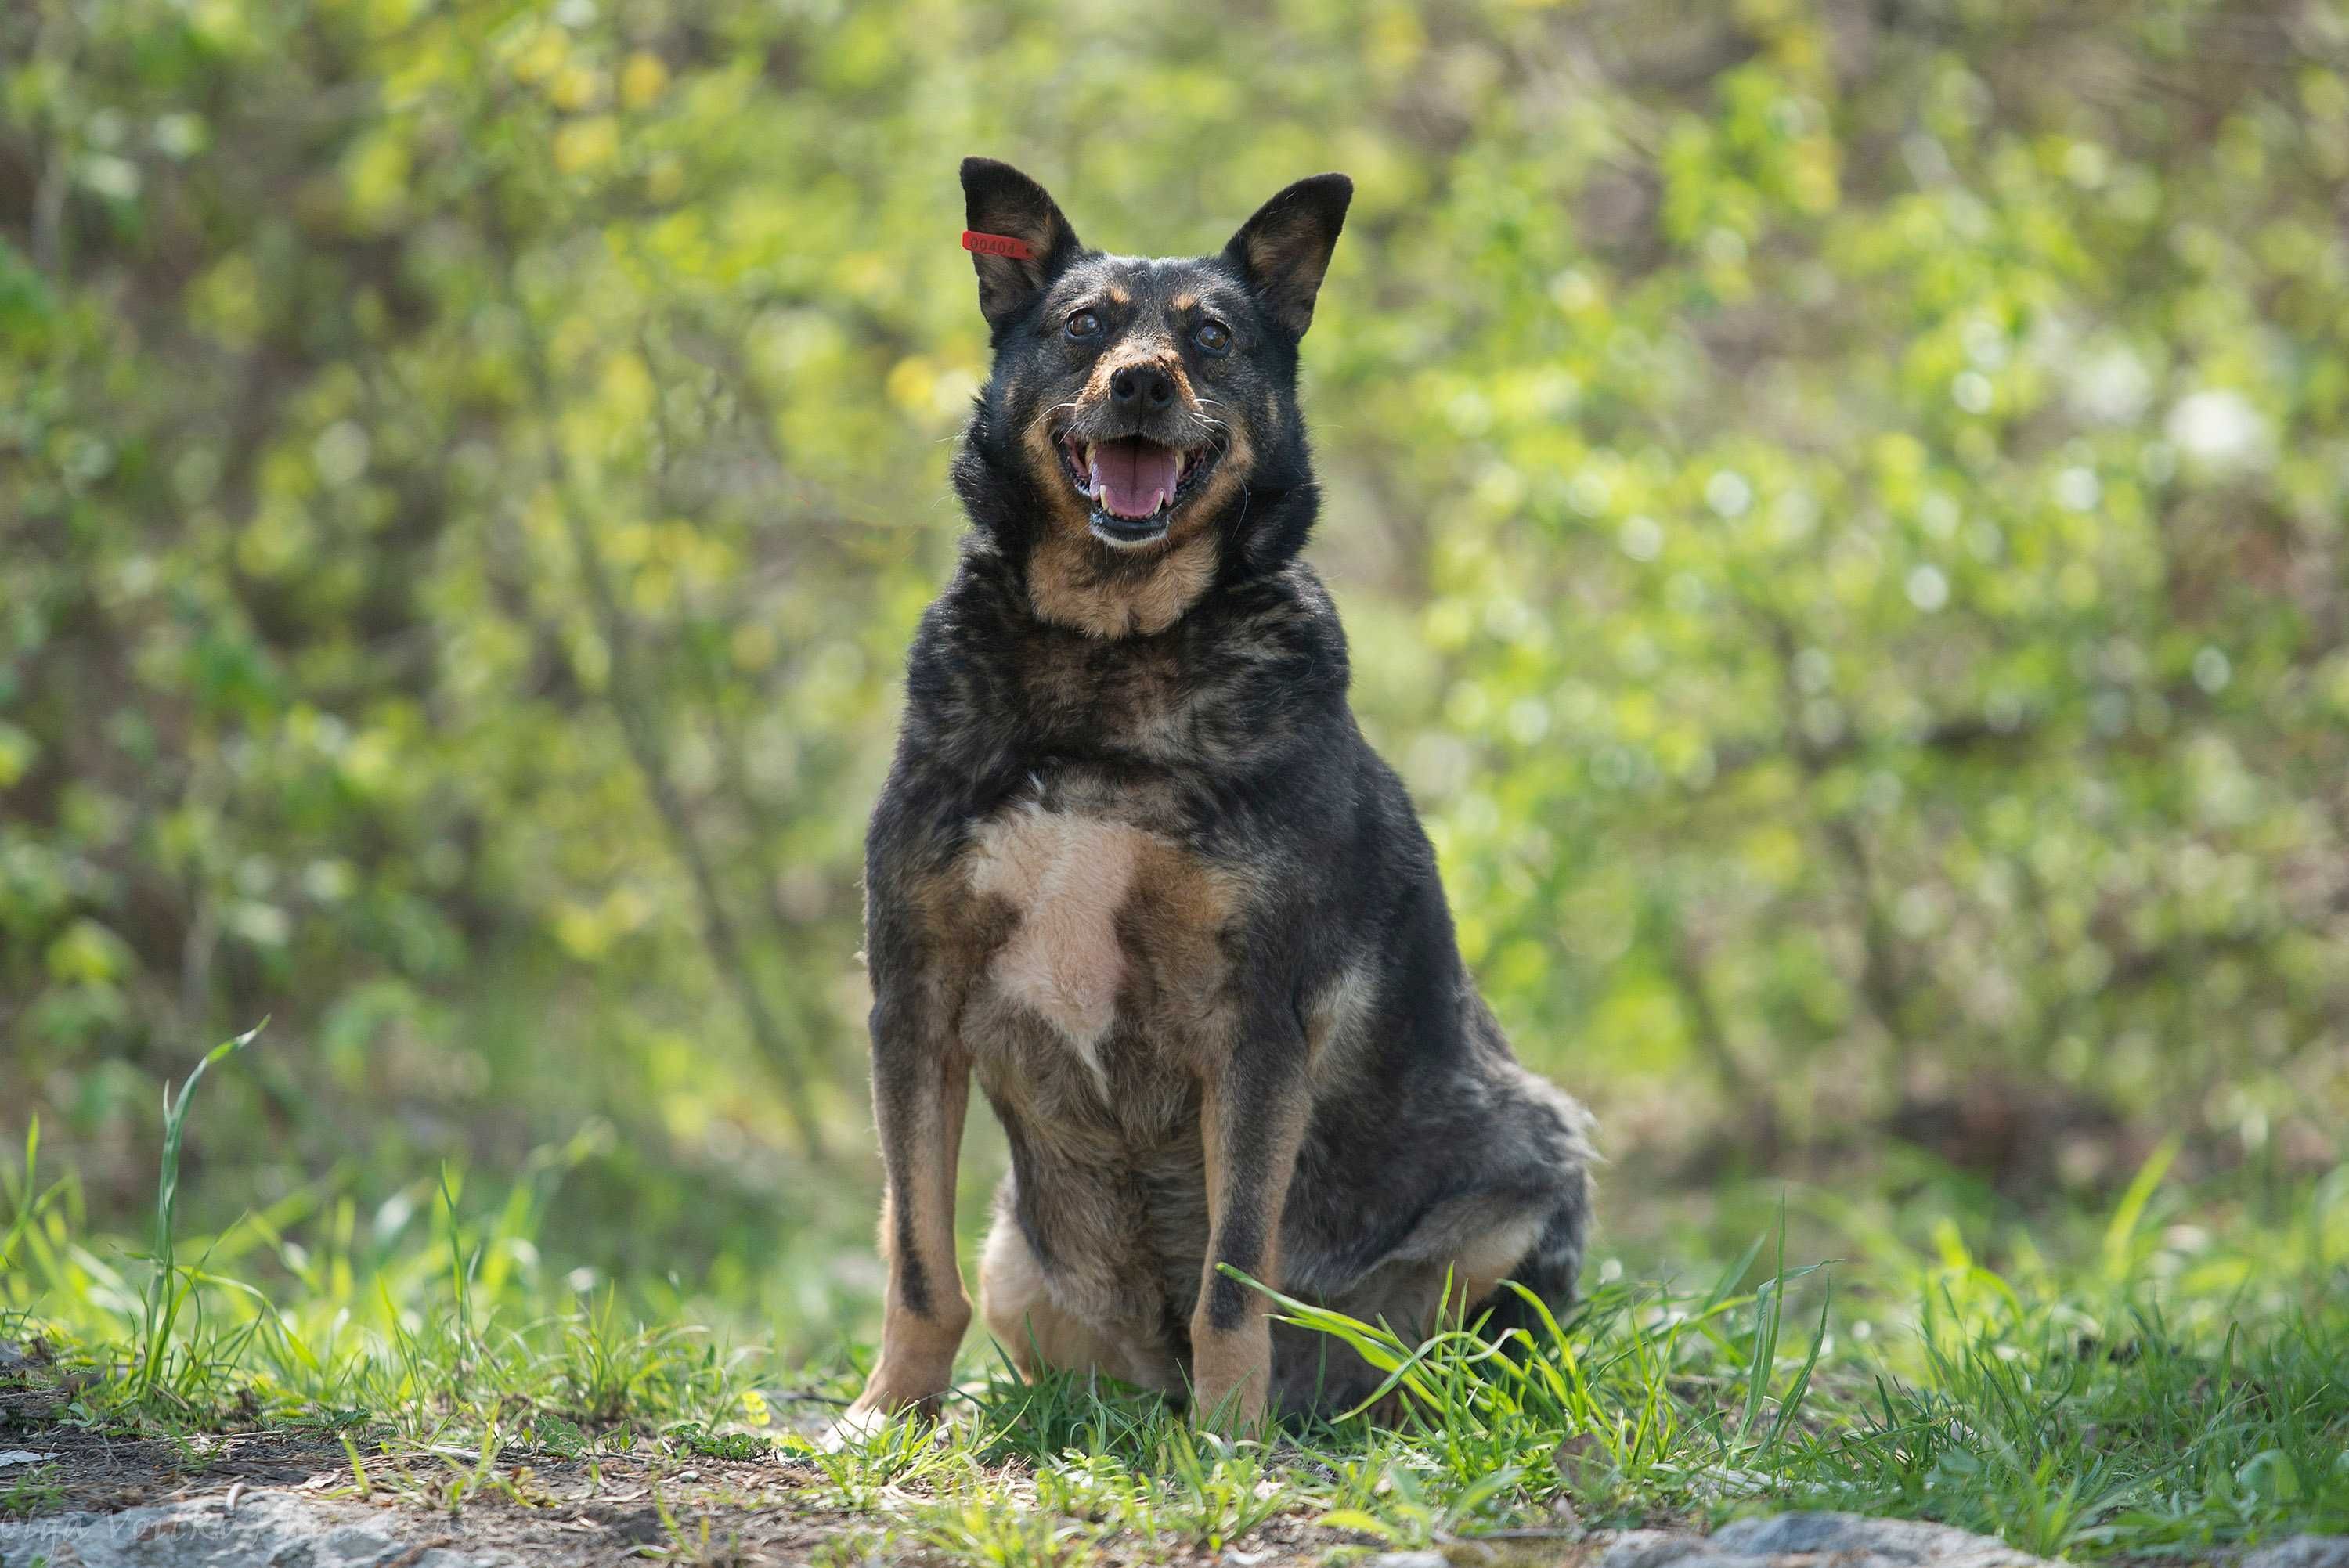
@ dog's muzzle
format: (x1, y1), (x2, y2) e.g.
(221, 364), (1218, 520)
(1056, 433), (1218, 547)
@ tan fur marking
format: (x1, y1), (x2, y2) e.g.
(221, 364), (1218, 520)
(1022, 410), (1094, 532)
(907, 867), (1012, 1000)
(1028, 528), (1221, 638)
(836, 1053), (973, 1439)
(1175, 422), (1253, 536)
(1125, 838), (1246, 1054)
(1442, 1211), (1545, 1318)
(1127, 532), (1219, 634)
(1081, 345), (1179, 403)
(968, 806), (1150, 1093)
(1189, 1317), (1268, 1429)
(980, 1214), (1182, 1392)
(1244, 231), (1289, 283)
(1304, 962), (1377, 1081)
(1189, 1070), (1309, 1430)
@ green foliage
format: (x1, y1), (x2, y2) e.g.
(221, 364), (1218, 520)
(0, 1462), (67, 1519)
(3, 1045), (780, 1446)
(5, 0), (2347, 1220)
(130, 1019), (262, 1405)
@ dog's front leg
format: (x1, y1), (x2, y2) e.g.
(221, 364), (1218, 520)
(835, 992), (973, 1440)
(1190, 1001), (1309, 1431)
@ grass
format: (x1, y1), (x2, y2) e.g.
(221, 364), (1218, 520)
(0, 1462), (65, 1519)
(3, 1032), (2346, 1564)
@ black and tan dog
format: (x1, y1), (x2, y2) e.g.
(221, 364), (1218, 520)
(842, 158), (1594, 1433)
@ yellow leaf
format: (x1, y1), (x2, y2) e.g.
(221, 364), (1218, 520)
(554, 117), (619, 175)
(550, 64), (605, 113)
(511, 26), (568, 85)
(620, 52), (669, 110)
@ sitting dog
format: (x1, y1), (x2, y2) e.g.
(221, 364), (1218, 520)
(842, 158), (1595, 1433)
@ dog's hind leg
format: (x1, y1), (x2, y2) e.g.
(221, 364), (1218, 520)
(1270, 1179), (1593, 1422)
(1467, 1186), (1593, 1346)
(979, 1202), (1182, 1394)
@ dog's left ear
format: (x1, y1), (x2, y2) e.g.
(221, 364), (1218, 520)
(962, 157), (1084, 333)
(1222, 174), (1353, 339)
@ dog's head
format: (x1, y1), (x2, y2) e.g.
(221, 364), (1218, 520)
(952, 158), (1351, 633)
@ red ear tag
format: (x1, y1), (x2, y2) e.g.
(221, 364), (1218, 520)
(962, 229), (1036, 261)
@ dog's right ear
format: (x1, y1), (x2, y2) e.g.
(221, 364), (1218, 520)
(961, 157), (1084, 333)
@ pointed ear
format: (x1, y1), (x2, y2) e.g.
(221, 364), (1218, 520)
(961, 157), (1084, 331)
(1221, 174), (1353, 338)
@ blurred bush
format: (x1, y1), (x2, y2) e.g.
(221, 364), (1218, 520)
(4, 0), (2346, 1232)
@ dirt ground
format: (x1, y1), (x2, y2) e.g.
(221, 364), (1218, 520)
(0, 1351), (1363, 1567)
(0, 1426), (844, 1563)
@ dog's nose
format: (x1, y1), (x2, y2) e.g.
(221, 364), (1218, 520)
(1110, 364), (1178, 413)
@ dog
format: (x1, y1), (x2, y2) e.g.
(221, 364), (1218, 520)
(839, 157), (1595, 1434)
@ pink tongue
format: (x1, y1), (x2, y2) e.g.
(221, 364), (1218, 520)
(1091, 438), (1182, 520)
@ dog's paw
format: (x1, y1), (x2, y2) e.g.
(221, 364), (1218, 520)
(818, 1385), (945, 1451)
(1187, 1371), (1270, 1436)
(1188, 1315), (1273, 1435)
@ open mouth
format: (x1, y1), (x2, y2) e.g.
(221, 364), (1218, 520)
(1056, 434), (1217, 546)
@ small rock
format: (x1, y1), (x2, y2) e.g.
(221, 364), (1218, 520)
(1601, 1530), (1698, 1568)
(1714, 1513), (2049, 1566)
(0, 1491), (521, 1566)
(0, 1451), (59, 1468)
(2244, 1539), (2349, 1568)
(1599, 1512), (2053, 1567)
(1366, 1552), (1449, 1568)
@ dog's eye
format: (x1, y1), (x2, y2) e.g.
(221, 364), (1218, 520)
(1066, 308), (1103, 340)
(1193, 319), (1232, 355)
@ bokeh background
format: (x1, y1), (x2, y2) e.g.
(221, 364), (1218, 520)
(5, 0), (2347, 1353)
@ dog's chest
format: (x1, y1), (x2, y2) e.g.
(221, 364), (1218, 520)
(1016, 637), (1193, 755)
(954, 799), (1237, 1108)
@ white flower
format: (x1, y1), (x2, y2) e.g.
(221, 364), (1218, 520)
(2165, 389), (2271, 471)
